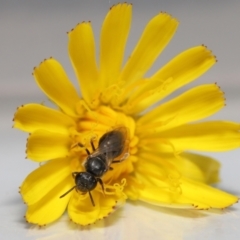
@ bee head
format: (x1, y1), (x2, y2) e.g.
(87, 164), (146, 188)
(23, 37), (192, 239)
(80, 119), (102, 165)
(75, 172), (98, 192)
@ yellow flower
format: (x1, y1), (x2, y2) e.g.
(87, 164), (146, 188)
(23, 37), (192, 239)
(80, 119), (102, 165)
(14, 3), (239, 226)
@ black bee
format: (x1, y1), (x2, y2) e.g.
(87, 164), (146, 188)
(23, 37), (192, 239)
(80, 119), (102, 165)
(60, 126), (129, 206)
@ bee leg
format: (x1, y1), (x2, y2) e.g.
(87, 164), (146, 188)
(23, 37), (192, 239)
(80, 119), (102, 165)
(109, 166), (114, 170)
(72, 172), (79, 178)
(59, 185), (76, 198)
(88, 191), (95, 207)
(112, 153), (130, 163)
(85, 148), (91, 155)
(90, 138), (96, 151)
(77, 142), (84, 148)
(112, 160), (120, 163)
(112, 159), (124, 163)
(77, 143), (91, 155)
(97, 178), (105, 195)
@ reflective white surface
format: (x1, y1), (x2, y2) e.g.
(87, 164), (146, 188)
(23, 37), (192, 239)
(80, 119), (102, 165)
(1, 0), (240, 239)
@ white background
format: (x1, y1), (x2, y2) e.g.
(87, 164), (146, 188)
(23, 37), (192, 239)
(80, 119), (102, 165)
(0, 0), (240, 239)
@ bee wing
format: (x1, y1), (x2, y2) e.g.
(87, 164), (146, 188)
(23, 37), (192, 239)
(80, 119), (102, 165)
(89, 147), (116, 166)
(92, 126), (130, 165)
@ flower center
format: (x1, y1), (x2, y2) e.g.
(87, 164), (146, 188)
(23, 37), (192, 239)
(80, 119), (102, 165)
(70, 105), (139, 184)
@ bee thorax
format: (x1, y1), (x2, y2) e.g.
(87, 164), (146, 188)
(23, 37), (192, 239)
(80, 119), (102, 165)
(85, 156), (107, 177)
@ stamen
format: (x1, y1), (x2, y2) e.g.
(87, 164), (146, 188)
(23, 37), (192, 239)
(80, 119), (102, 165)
(168, 180), (182, 196)
(124, 176), (143, 200)
(100, 84), (122, 104)
(138, 151), (181, 180)
(118, 79), (147, 105)
(136, 115), (178, 136)
(130, 147), (138, 155)
(98, 105), (118, 119)
(129, 136), (139, 148)
(76, 99), (91, 115)
(104, 178), (127, 196)
(84, 109), (116, 126)
(139, 138), (178, 156)
(125, 77), (174, 113)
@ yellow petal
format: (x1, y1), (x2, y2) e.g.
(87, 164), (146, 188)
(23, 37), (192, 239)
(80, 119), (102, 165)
(123, 176), (144, 200)
(148, 121), (240, 152)
(134, 157), (191, 208)
(125, 45), (216, 113)
(136, 150), (181, 180)
(139, 187), (193, 209)
(68, 22), (99, 105)
(136, 151), (220, 185)
(150, 45), (216, 100)
(24, 173), (73, 225)
(99, 3), (132, 88)
(137, 83), (225, 130)
(178, 177), (238, 209)
(13, 104), (75, 134)
(134, 151), (182, 200)
(27, 130), (71, 161)
(33, 58), (80, 117)
(20, 158), (72, 205)
(181, 152), (221, 184)
(139, 178), (238, 209)
(68, 182), (126, 225)
(102, 156), (135, 184)
(134, 158), (237, 209)
(159, 153), (206, 183)
(165, 152), (220, 184)
(119, 12), (178, 86)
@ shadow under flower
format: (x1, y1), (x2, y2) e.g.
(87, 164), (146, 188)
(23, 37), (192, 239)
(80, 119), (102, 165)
(66, 206), (125, 230)
(128, 200), (238, 219)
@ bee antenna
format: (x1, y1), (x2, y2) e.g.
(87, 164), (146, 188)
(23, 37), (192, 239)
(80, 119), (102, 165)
(59, 186), (76, 198)
(77, 143), (91, 155)
(88, 191), (95, 206)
